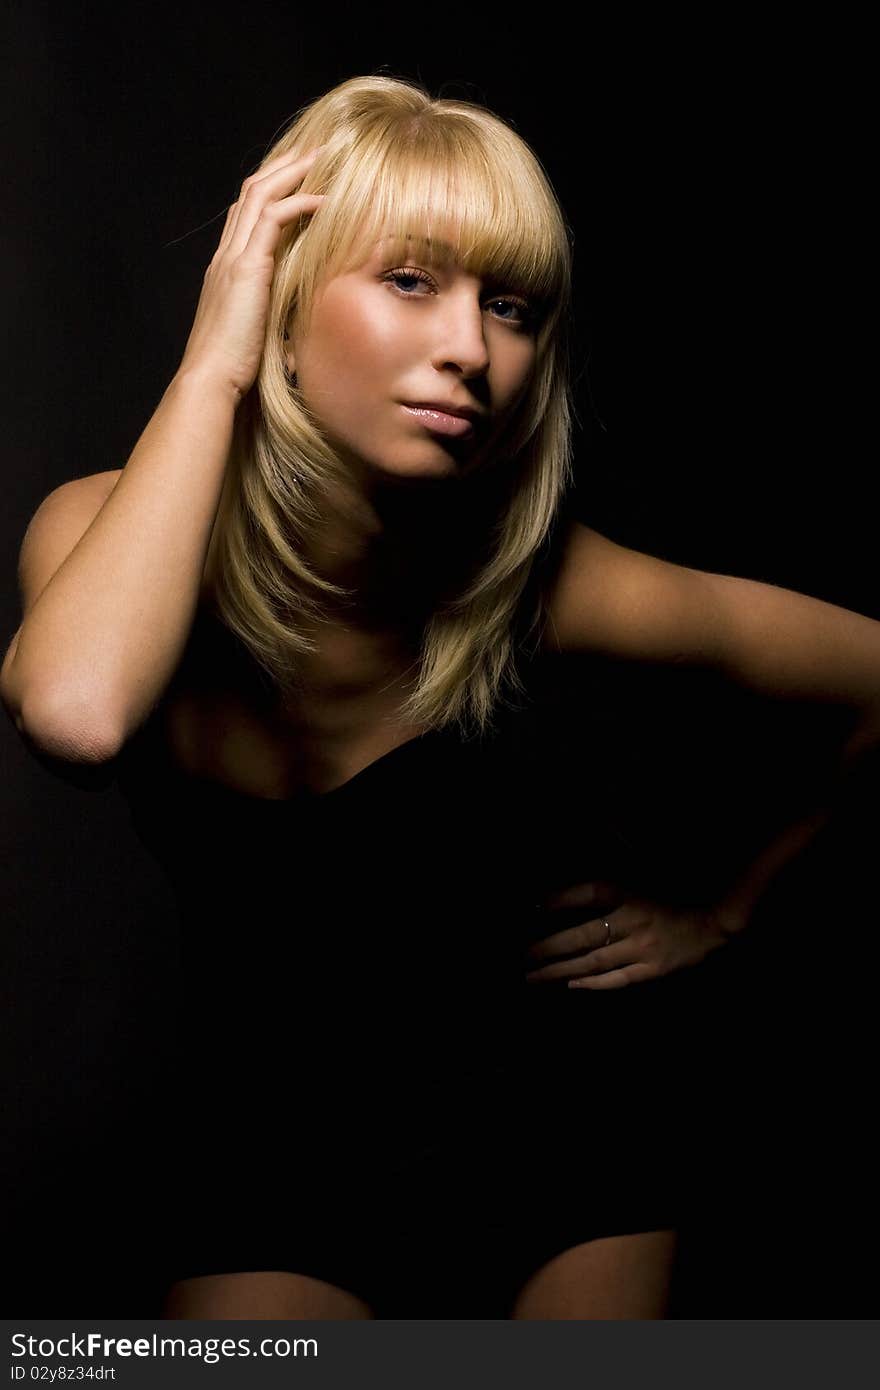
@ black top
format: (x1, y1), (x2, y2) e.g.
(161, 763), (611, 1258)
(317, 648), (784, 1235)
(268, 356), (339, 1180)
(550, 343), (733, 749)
(115, 663), (625, 1090)
(113, 641), (690, 1306)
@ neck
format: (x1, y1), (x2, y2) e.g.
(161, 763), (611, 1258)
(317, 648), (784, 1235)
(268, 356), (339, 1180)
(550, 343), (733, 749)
(302, 471), (488, 633)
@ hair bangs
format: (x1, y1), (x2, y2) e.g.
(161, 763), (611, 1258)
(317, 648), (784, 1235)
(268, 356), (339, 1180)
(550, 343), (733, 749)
(300, 122), (569, 329)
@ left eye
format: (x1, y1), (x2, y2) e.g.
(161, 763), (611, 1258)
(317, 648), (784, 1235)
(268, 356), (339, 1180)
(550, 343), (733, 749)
(383, 268), (531, 325)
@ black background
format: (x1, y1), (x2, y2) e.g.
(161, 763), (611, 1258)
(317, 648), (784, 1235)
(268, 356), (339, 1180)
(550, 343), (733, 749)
(2, 4), (875, 1315)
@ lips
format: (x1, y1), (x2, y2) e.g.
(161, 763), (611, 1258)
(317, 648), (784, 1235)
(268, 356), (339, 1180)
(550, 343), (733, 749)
(401, 404), (476, 438)
(404, 400), (480, 422)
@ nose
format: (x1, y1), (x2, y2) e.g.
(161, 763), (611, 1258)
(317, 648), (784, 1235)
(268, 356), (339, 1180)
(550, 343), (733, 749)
(429, 294), (492, 378)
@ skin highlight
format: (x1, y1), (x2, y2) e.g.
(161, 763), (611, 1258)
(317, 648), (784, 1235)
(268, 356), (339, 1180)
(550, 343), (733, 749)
(283, 231), (537, 628)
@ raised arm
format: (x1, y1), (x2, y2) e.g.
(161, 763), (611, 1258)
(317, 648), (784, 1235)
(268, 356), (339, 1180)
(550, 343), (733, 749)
(0, 368), (237, 763)
(0, 144), (326, 765)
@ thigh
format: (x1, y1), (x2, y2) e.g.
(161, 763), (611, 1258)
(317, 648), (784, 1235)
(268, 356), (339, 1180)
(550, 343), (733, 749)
(509, 1228), (679, 1320)
(161, 1270), (375, 1319)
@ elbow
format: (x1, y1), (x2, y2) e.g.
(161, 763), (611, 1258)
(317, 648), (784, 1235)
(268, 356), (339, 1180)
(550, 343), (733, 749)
(14, 687), (123, 765)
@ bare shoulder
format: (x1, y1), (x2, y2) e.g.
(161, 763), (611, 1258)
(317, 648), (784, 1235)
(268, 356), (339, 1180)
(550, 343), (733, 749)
(541, 515), (726, 667)
(0, 470), (128, 724)
(14, 471), (124, 620)
(69, 468), (125, 505)
(2, 470), (124, 680)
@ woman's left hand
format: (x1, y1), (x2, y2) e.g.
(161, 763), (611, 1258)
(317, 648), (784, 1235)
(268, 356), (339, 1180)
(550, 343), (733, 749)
(524, 880), (743, 990)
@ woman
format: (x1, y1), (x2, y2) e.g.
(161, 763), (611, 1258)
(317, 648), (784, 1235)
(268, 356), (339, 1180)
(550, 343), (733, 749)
(3, 74), (879, 1319)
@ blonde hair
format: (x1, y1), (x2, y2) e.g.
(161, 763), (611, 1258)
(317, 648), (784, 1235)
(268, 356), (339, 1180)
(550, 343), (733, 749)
(203, 73), (576, 741)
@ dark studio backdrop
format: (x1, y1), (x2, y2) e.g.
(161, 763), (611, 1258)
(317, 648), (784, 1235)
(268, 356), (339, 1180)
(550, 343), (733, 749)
(2, 4), (875, 1316)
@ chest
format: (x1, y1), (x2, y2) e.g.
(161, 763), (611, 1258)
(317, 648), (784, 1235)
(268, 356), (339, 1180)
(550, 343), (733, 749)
(151, 508), (573, 799)
(157, 608), (433, 798)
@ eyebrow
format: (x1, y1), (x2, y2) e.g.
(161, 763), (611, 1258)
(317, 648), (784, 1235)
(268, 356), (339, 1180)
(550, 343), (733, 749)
(376, 233), (458, 257)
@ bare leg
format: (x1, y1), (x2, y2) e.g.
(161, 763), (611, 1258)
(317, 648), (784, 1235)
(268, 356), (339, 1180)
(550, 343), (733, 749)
(162, 1270), (375, 1319)
(509, 1229), (678, 1320)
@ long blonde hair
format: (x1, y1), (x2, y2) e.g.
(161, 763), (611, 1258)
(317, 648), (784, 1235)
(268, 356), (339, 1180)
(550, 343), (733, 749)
(203, 73), (576, 741)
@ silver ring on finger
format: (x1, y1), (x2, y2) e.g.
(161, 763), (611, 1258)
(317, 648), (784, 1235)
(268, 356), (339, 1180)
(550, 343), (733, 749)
(602, 917), (613, 948)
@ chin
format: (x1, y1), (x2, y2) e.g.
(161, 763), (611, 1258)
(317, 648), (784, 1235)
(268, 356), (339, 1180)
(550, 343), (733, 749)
(370, 451), (463, 482)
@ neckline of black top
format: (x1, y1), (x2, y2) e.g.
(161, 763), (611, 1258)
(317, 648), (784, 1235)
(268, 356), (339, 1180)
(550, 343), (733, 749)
(162, 724), (464, 807)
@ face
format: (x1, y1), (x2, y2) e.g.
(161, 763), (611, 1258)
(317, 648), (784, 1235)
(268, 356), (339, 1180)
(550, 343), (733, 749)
(286, 234), (538, 486)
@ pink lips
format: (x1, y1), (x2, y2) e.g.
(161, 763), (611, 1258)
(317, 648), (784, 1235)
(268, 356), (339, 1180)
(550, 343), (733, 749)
(401, 404), (475, 438)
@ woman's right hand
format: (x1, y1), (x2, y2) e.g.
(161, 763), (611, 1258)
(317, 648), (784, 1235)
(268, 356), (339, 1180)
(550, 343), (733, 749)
(176, 145), (328, 403)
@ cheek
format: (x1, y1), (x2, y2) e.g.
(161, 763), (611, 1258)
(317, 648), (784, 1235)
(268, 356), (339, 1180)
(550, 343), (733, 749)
(321, 311), (393, 389)
(506, 338), (537, 386)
